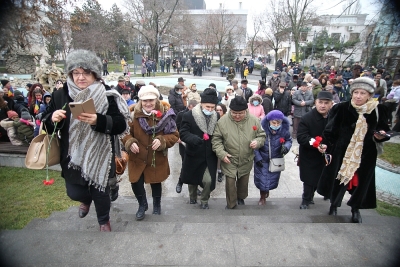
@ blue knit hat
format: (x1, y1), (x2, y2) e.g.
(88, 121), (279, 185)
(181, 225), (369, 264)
(266, 110), (284, 121)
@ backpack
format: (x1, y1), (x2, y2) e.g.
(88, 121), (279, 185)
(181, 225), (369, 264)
(13, 118), (34, 144)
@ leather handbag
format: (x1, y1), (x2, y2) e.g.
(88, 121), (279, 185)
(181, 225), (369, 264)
(25, 123), (60, 169)
(268, 135), (285, 172)
(115, 151), (129, 175)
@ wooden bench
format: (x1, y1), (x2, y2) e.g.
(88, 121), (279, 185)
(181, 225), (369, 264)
(0, 142), (28, 155)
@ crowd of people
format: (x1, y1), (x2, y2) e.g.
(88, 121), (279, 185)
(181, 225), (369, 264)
(1, 49), (399, 231)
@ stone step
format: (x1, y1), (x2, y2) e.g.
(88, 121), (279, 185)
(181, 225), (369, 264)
(1, 225), (400, 267)
(24, 213), (400, 233)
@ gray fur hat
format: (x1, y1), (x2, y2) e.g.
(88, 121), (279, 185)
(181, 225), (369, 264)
(65, 49), (102, 79)
(350, 77), (375, 94)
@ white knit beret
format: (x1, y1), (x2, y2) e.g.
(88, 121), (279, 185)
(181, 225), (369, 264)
(138, 85), (160, 100)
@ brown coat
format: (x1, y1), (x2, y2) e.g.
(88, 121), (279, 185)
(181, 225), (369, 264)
(123, 101), (179, 184)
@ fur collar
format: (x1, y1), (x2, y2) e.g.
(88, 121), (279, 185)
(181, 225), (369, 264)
(192, 104), (218, 135)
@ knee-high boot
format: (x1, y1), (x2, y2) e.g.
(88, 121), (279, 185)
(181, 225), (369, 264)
(135, 195), (148, 221)
(153, 196), (161, 215)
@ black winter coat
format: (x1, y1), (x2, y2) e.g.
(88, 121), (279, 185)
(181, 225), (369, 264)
(273, 89), (292, 116)
(43, 83), (126, 185)
(168, 89), (185, 115)
(297, 108), (329, 187)
(262, 95), (273, 115)
(317, 102), (390, 209)
(179, 110), (218, 191)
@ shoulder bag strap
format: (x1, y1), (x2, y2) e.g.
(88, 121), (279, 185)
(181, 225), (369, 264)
(268, 135), (272, 160)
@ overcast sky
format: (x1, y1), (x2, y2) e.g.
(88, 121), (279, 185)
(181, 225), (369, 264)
(95, 0), (381, 33)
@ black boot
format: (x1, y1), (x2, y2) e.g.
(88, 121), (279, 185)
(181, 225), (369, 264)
(328, 205), (337, 215)
(153, 197), (161, 215)
(351, 208), (362, 223)
(110, 184), (119, 202)
(217, 172), (223, 182)
(135, 195), (148, 221)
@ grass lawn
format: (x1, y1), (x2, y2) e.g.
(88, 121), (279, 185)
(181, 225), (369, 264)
(376, 200), (400, 217)
(378, 143), (400, 166)
(0, 167), (76, 230)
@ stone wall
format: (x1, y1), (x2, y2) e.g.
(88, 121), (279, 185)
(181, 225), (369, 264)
(5, 53), (36, 74)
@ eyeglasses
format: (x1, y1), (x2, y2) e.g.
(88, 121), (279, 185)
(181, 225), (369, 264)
(71, 70), (92, 77)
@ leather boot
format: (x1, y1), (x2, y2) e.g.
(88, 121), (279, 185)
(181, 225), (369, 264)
(99, 221), (111, 232)
(78, 202), (91, 218)
(110, 184), (119, 202)
(135, 195), (148, 221)
(258, 191), (267, 205)
(153, 197), (161, 215)
(351, 208), (362, 223)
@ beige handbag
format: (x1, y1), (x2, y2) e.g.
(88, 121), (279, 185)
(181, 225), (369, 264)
(25, 123), (60, 169)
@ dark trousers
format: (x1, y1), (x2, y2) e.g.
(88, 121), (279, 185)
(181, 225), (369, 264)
(302, 183), (316, 204)
(177, 143), (186, 185)
(261, 76), (266, 83)
(131, 173), (162, 197)
(292, 117), (301, 137)
(66, 181), (110, 225)
(166, 64), (170, 72)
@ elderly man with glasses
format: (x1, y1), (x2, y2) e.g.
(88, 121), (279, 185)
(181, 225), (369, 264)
(212, 96), (266, 209)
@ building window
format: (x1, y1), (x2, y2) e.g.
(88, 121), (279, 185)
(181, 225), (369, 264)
(349, 33), (360, 41)
(331, 33), (341, 40)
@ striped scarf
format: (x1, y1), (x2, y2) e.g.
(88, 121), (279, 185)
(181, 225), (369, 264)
(67, 78), (130, 191)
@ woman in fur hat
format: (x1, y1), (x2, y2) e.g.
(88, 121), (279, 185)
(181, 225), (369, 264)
(318, 77), (391, 223)
(44, 49), (130, 232)
(123, 85), (179, 221)
(253, 110), (292, 205)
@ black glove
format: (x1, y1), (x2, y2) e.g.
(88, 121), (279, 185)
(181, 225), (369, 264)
(256, 160), (263, 168)
(194, 137), (203, 146)
(281, 146), (289, 155)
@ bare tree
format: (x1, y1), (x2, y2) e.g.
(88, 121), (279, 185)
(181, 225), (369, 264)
(247, 14), (264, 59)
(207, 7), (244, 65)
(341, 0), (362, 15)
(122, 0), (184, 62)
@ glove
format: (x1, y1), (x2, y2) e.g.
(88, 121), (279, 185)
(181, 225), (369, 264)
(194, 137), (203, 146)
(281, 146), (289, 155)
(256, 160), (263, 168)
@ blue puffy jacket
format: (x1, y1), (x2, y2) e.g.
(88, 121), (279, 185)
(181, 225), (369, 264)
(253, 116), (292, 192)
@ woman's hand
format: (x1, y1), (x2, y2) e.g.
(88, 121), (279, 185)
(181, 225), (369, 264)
(250, 140), (258, 149)
(152, 138), (161, 150)
(130, 143), (139, 154)
(52, 109), (66, 123)
(78, 113), (97, 125)
(374, 130), (387, 140)
(318, 144), (327, 153)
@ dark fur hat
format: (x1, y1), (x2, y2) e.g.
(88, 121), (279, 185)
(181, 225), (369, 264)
(65, 49), (102, 79)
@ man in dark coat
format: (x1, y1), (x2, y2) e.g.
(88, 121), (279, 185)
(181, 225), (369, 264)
(168, 84), (185, 115)
(273, 82), (292, 116)
(297, 91), (333, 209)
(175, 99), (198, 194)
(180, 89), (219, 209)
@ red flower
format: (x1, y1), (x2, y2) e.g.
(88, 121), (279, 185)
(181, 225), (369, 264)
(312, 141), (320, 148)
(315, 136), (323, 142)
(279, 137), (285, 144)
(42, 178), (55, 185)
(156, 110), (162, 118)
(252, 126), (257, 131)
(203, 133), (209, 140)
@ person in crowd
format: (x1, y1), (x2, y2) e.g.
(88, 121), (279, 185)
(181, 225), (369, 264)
(239, 79), (253, 102)
(102, 59), (109, 76)
(0, 92), (10, 141)
(291, 81), (314, 138)
(235, 57), (241, 73)
(248, 58), (255, 74)
(54, 80), (63, 91)
(248, 94), (265, 120)
(342, 67), (353, 81)
(384, 79), (400, 127)
(123, 62), (129, 77)
(115, 76), (126, 95)
(311, 79), (322, 100)
(175, 99), (198, 194)
(0, 110), (24, 145)
(267, 71), (281, 92)
(297, 91), (333, 209)
(255, 80), (267, 96)
(123, 85), (179, 220)
(159, 58), (165, 73)
(186, 61), (192, 74)
(374, 76), (386, 103)
(44, 49), (129, 232)
(325, 85), (340, 104)
(124, 76), (135, 93)
(35, 91), (51, 136)
(374, 72), (388, 99)
(261, 64), (269, 83)
(243, 66), (249, 79)
(166, 57), (171, 73)
(303, 73), (313, 84)
(227, 66), (236, 85)
(212, 96), (266, 209)
(215, 104), (227, 183)
(254, 110), (292, 205)
(232, 79), (241, 97)
(121, 89), (135, 107)
(318, 77), (391, 223)
(180, 89), (219, 209)
(288, 75), (298, 90)
(262, 88), (274, 115)
(1, 80), (14, 103)
(221, 85), (236, 111)
(185, 83), (201, 103)
(169, 84), (186, 115)
(273, 82), (292, 116)
(29, 88), (42, 117)
(13, 90), (28, 117)
(318, 74), (328, 89)
(141, 62), (147, 77)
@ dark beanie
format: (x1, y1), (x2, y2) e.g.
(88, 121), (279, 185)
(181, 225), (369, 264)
(1, 80), (10, 87)
(13, 90), (23, 99)
(201, 88), (218, 104)
(229, 96), (248, 111)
